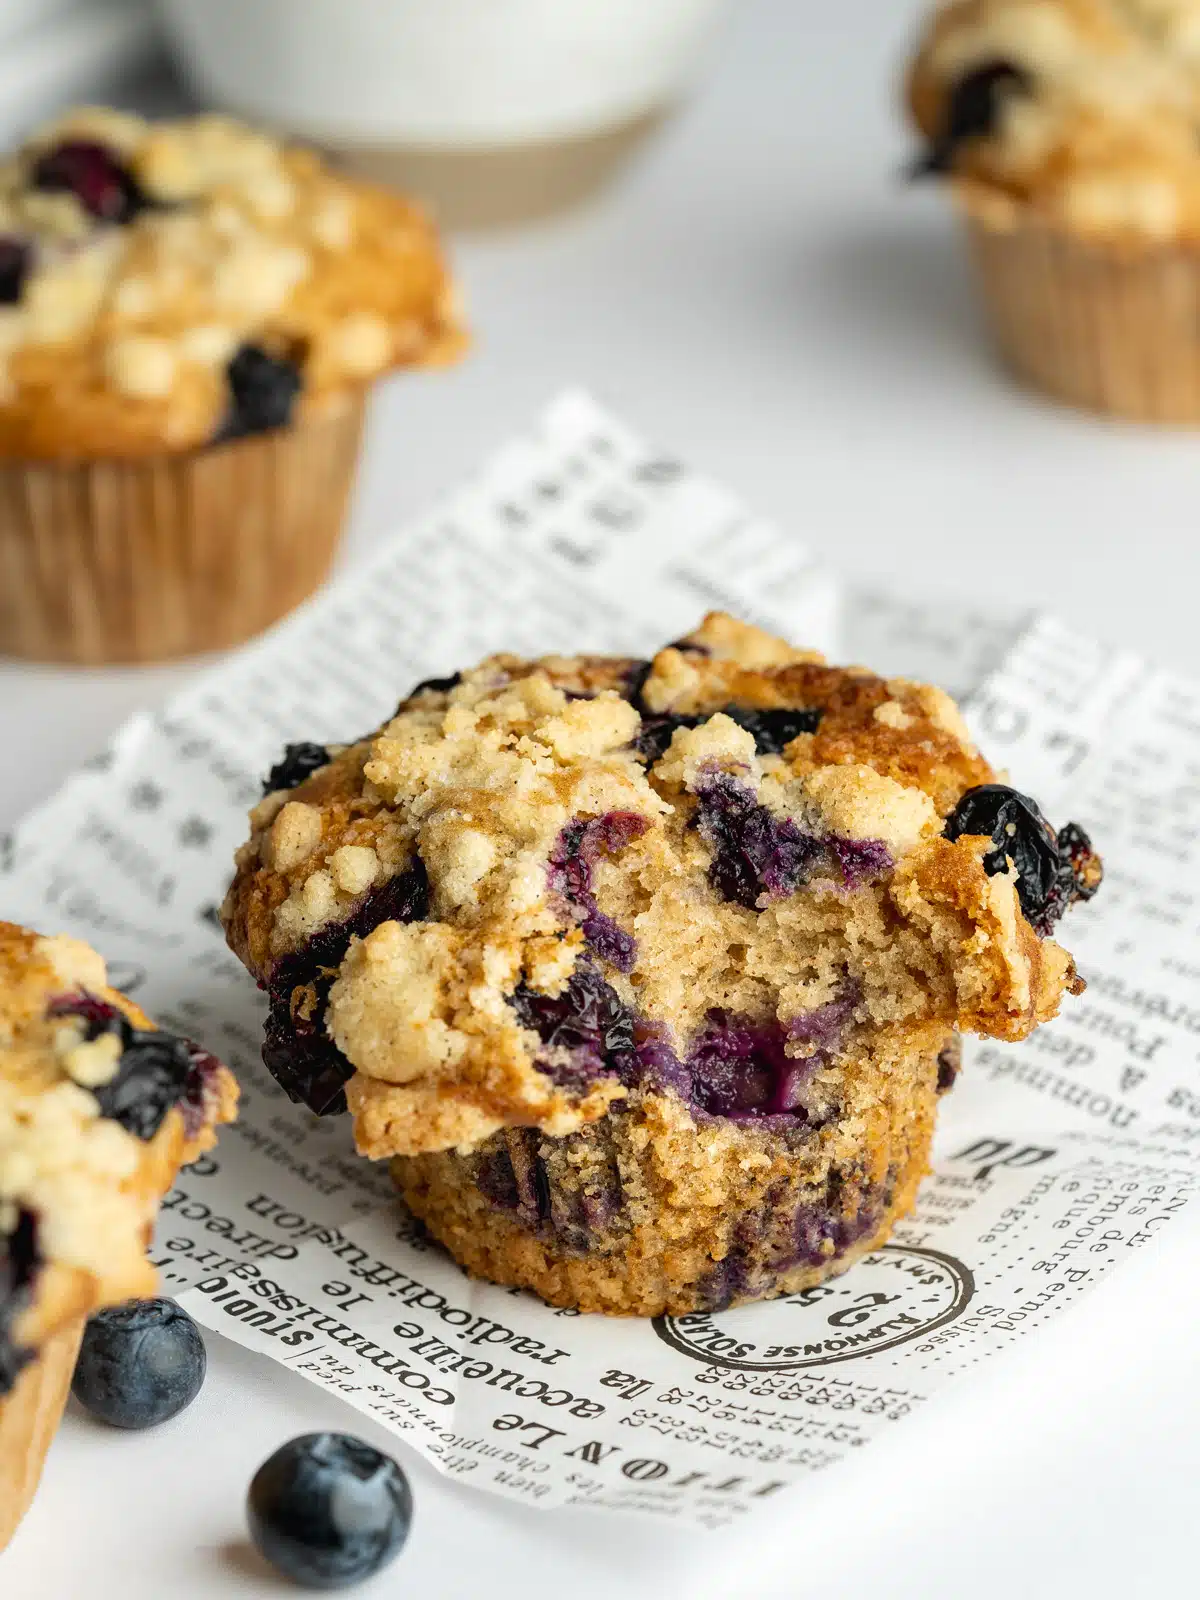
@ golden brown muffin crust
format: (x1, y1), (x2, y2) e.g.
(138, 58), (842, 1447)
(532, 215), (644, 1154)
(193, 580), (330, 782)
(0, 107), (464, 459)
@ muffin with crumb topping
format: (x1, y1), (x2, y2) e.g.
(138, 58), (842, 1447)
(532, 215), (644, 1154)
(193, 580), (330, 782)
(0, 106), (464, 663)
(0, 921), (237, 1549)
(908, 0), (1200, 421)
(223, 613), (1101, 1315)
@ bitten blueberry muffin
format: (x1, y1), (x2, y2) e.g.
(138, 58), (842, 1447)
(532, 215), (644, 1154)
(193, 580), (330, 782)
(0, 922), (238, 1547)
(907, 0), (1200, 420)
(0, 106), (464, 662)
(224, 614), (1101, 1315)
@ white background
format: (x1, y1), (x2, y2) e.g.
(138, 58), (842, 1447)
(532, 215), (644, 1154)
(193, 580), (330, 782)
(4, 0), (1200, 1594)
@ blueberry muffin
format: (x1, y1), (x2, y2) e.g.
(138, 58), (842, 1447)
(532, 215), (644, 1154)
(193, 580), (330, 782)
(908, 0), (1200, 420)
(0, 922), (237, 1548)
(0, 106), (464, 662)
(223, 613), (1101, 1315)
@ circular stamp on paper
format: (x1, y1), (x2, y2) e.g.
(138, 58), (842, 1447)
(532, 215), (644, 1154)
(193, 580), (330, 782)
(653, 1245), (974, 1371)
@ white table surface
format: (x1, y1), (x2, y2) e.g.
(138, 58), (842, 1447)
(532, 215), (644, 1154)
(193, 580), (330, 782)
(5, 1), (1200, 1595)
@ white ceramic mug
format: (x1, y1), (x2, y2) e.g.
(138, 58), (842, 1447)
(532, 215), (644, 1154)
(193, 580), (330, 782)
(155, 0), (728, 223)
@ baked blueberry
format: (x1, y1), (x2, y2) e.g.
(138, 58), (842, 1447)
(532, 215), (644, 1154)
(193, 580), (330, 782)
(0, 1208), (39, 1392)
(547, 813), (647, 971)
(31, 140), (149, 223)
(264, 861), (431, 1115)
(407, 672), (462, 698)
(222, 343), (303, 441)
(913, 59), (1033, 177)
(724, 705), (822, 754)
(71, 1298), (206, 1428)
(509, 960), (638, 1090)
(694, 772), (821, 907)
(0, 238), (30, 305)
(48, 995), (192, 1140)
(224, 614), (1100, 1315)
(635, 705), (822, 764)
(263, 742), (331, 796)
(944, 783), (1101, 934)
(248, 1433), (413, 1590)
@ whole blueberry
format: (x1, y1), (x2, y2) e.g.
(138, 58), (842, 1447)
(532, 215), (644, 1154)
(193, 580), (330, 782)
(248, 1433), (413, 1590)
(72, 1298), (206, 1429)
(221, 343), (303, 440)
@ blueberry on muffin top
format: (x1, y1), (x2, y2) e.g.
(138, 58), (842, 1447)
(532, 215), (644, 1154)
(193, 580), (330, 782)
(908, 0), (1200, 242)
(0, 107), (464, 459)
(223, 613), (1100, 1160)
(0, 923), (237, 1392)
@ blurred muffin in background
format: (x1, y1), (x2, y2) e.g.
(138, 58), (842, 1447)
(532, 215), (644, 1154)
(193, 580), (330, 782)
(0, 107), (465, 664)
(907, 0), (1200, 422)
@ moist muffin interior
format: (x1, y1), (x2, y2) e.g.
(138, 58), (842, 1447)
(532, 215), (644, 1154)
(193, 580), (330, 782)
(223, 612), (1100, 1163)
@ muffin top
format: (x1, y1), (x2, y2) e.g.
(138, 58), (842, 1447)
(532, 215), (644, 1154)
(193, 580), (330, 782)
(0, 922), (237, 1393)
(0, 107), (464, 460)
(908, 0), (1200, 241)
(223, 613), (1102, 1162)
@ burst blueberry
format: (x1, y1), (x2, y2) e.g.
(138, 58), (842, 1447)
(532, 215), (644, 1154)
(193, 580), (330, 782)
(547, 812), (647, 971)
(509, 960), (638, 1089)
(407, 672), (462, 698)
(0, 237), (30, 304)
(71, 1299), (206, 1429)
(31, 140), (149, 223)
(0, 1209), (39, 1394)
(263, 741), (331, 795)
(693, 772), (821, 908)
(248, 1432), (413, 1590)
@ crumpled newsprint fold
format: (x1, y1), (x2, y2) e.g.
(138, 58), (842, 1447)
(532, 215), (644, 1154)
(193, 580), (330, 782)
(2, 394), (1194, 1527)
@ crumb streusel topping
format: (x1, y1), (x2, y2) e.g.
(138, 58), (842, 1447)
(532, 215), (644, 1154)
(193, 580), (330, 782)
(0, 107), (464, 458)
(0, 922), (237, 1390)
(223, 613), (1100, 1164)
(909, 0), (1200, 241)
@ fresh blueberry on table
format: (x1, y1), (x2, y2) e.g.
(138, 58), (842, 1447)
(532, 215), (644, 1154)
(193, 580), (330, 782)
(71, 1298), (206, 1429)
(248, 1432), (413, 1590)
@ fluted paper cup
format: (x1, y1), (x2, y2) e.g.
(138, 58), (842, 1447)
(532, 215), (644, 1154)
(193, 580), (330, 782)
(0, 1319), (84, 1553)
(0, 394), (365, 664)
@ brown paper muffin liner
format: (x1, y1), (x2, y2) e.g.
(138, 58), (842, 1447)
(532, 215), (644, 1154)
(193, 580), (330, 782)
(395, 1039), (945, 1317)
(0, 394), (366, 665)
(959, 182), (1200, 423)
(0, 1319), (84, 1554)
